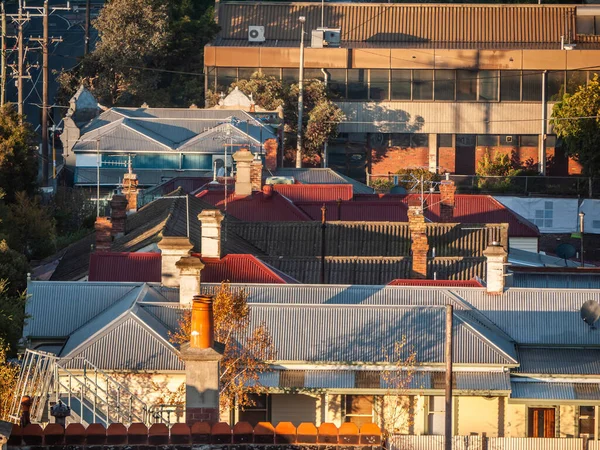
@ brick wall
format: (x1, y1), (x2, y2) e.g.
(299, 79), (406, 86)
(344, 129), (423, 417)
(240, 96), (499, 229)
(264, 139), (278, 171)
(438, 147), (456, 173)
(474, 146), (539, 171)
(370, 147), (429, 174)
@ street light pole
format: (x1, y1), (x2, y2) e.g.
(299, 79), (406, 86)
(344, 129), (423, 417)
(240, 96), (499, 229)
(579, 211), (585, 267)
(295, 16), (306, 169)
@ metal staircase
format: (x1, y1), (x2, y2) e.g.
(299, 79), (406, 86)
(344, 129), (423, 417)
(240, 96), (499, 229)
(4, 349), (178, 426)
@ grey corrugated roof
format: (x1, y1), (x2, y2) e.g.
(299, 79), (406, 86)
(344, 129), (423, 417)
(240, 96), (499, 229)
(272, 168), (374, 194)
(74, 168), (213, 186)
(511, 273), (600, 289)
(509, 248), (582, 269)
(24, 282), (144, 338)
(515, 348), (600, 375)
(511, 381), (600, 401)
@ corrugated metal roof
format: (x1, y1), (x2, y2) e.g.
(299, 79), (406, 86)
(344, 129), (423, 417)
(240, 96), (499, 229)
(511, 273), (600, 288)
(273, 184), (354, 203)
(197, 254), (292, 284)
(89, 253), (162, 282)
(516, 348), (600, 375)
(74, 168), (213, 187)
(216, 2), (576, 45)
(272, 169), (374, 194)
(24, 282), (143, 337)
(388, 279), (483, 287)
(511, 381), (600, 401)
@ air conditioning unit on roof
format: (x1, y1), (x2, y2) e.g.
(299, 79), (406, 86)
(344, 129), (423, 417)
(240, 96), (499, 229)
(248, 26), (265, 43)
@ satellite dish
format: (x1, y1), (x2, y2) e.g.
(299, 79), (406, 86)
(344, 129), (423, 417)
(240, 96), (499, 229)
(580, 300), (600, 328)
(555, 243), (577, 266)
(390, 186), (407, 195)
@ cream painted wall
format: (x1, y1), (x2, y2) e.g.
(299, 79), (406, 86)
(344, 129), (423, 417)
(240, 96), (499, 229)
(560, 405), (576, 438)
(326, 394), (343, 426)
(456, 397), (501, 437)
(506, 403), (527, 437)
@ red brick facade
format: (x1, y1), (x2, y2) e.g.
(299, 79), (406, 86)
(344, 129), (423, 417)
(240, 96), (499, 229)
(438, 147), (456, 173)
(186, 407), (220, 425)
(439, 181), (456, 222)
(110, 195), (127, 237)
(370, 146), (429, 174)
(264, 138), (278, 171)
(94, 218), (112, 252)
(407, 200), (429, 279)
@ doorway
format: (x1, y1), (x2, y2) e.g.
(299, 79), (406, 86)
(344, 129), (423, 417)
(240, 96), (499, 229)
(528, 407), (556, 437)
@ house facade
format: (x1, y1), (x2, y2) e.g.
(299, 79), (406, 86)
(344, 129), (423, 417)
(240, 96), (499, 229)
(205, 2), (600, 177)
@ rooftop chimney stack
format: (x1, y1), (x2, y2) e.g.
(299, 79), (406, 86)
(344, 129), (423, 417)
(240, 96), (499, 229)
(122, 171), (139, 214)
(408, 196), (429, 279)
(198, 210), (225, 259)
(251, 153), (263, 192)
(483, 241), (508, 295)
(110, 194), (128, 238)
(157, 236), (194, 287)
(180, 294), (223, 424)
(232, 148), (254, 197)
(94, 217), (112, 252)
(176, 256), (205, 306)
(439, 175), (456, 223)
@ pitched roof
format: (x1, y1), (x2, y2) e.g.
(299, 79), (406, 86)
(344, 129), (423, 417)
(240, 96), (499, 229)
(196, 188), (312, 221)
(89, 253), (162, 282)
(198, 254), (298, 284)
(515, 348), (600, 375)
(273, 184), (353, 202)
(388, 279), (483, 287)
(272, 168), (374, 194)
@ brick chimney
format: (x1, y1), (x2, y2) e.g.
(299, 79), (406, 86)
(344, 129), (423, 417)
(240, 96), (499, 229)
(439, 175), (456, 223)
(198, 210), (224, 259)
(251, 153), (263, 192)
(483, 242), (508, 294)
(408, 197), (429, 279)
(233, 148), (254, 197)
(176, 255), (205, 306)
(110, 194), (128, 238)
(157, 236), (194, 287)
(94, 217), (112, 252)
(122, 171), (139, 213)
(180, 294), (223, 424)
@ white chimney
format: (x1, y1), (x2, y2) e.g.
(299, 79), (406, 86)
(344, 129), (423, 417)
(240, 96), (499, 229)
(175, 256), (205, 306)
(483, 242), (508, 295)
(232, 148), (254, 197)
(198, 210), (225, 259)
(157, 236), (194, 287)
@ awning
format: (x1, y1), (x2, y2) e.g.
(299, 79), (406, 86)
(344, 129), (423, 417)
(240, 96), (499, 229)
(511, 381), (600, 402)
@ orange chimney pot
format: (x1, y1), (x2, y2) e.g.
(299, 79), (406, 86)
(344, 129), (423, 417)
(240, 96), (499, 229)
(190, 294), (215, 349)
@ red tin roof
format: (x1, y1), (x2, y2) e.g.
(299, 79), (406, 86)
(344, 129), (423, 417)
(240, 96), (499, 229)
(196, 188), (311, 222)
(88, 252), (295, 283)
(388, 278), (484, 287)
(89, 252), (162, 282)
(273, 184), (353, 202)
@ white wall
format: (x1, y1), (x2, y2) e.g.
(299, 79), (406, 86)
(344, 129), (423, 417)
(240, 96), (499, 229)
(509, 237), (538, 253)
(494, 197), (579, 234)
(579, 200), (600, 235)
(76, 153), (100, 167)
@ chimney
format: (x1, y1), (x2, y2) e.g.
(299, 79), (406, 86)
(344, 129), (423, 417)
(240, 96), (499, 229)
(199, 210), (225, 259)
(251, 153), (263, 192)
(408, 196), (429, 279)
(175, 255), (205, 306)
(180, 294), (223, 425)
(110, 194), (128, 238)
(157, 236), (194, 287)
(262, 184), (273, 197)
(439, 174), (456, 223)
(232, 148), (254, 197)
(94, 217), (112, 252)
(122, 171), (139, 213)
(483, 242), (508, 294)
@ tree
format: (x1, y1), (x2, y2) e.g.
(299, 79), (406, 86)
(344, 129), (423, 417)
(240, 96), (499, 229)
(0, 280), (27, 356)
(551, 75), (600, 176)
(227, 72), (285, 111)
(0, 105), (38, 203)
(170, 282), (276, 410)
(0, 241), (28, 296)
(0, 340), (20, 418)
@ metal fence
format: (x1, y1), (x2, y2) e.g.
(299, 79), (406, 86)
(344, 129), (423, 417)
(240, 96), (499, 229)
(390, 436), (589, 450)
(368, 175), (600, 198)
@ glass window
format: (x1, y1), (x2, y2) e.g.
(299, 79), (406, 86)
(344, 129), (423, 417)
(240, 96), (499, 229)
(238, 68), (258, 80)
(391, 70), (412, 100)
(370, 69), (390, 101)
(577, 16), (595, 34)
(499, 135), (517, 147)
(345, 395), (374, 428)
(477, 135), (499, 146)
(438, 134), (453, 147)
(304, 69), (325, 82)
(456, 70), (477, 101)
(479, 70), (499, 101)
(239, 394), (269, 427)
(546, 135), (557, 147)
(435, 70), (455, 101)
(520, 135), (539, 147)
(216, 68), (237, 90)
(348, 69), (368, 100)
(547, 71), (565, 101)
(412, 134), (429, 147)
(206, 67), (216, 91)
(282, 69), (299, 85)
(260, 68), (281, 79)
(413, 70), (433, 100)
(327, 69), (347, 98)
(427, 396), (445, 435)
(579, 406), (596, 439)
(567, 71), (588, 95)
(522, 71), (542, 101)
(390, 133), (411, 147)
(590, 72), (600, 83)
(500, 70), (521, 101)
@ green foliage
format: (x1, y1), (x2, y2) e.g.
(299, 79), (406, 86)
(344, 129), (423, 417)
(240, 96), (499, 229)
(0, 105), (38, 202)
(370, 178), (395, 193)
(230, 73), (285, 111)
(304, 98), (346, 157)
(395, 168), (441, 192)
(0, 280), (27, 356)
(475, 152), (539, 192)
(49, 187), (96, 236)
(552, 75), (600, 177)
(0, 241), (28, 295)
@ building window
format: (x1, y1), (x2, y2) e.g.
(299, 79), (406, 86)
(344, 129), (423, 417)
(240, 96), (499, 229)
(477, 135), (499, 147)
(345, 395), (374, 427)
(238, 68), (258, 81)
(239, 393), (270, 426)
(370, 69), (390, 101)
(347, 69), (368, 100)
(304, 69), (325, 82)
(434, 70), (455, 101)
(547, 71), (565, 101)
(456, 70), (477, 101)
(576, 15), (600, 35)
(327, 69), (347, 98)
(413, 70), (434, 100)
(533, 201), (553, 228)
(391, 70), (412, 100)
(282, 69), (299, 85)
(522, 71), (542, 102)
(479, 70), (499, 101)
(438, 134), (453, 148)
(216, 68), (237, 91)
(499, 135), (517, 147)
(500, 70), (521, 101)
(520, 135), (539, 147)
(260, 68), (281, 79)
(528, 407), (556, 438)
(206, 66), (217, 91)
(579, 406), (596, 439)
(427, 396), (445, 435)
(566, 71), (588, 95)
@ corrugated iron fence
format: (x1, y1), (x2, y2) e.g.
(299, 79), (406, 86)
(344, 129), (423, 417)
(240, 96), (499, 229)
(391, 436), (589, 450)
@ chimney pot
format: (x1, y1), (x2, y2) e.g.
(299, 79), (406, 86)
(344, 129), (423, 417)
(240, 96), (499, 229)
(94, 217), (112, 252)
(157, 237), (194, 288)
(232, 148), (255, 197)
(251, 154), (263, 192)
(262, 184), (274, 197)
(110, 194), (128, 237)
(439, 179), (456, 223)
(483, 243), (508, 294)
(176, 255), (205, 306)
(190, 294), (215, 349)
(198, 210), (225, 259)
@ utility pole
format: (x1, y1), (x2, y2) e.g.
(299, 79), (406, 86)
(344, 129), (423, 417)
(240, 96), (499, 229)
(295, 16), (305, 169)
(84, 0), (90, 55)
(445, 305), (453, 450)
(41, 0), (48, 185)
(1, 2), (6, 106)
(17, 0), (24, 119)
